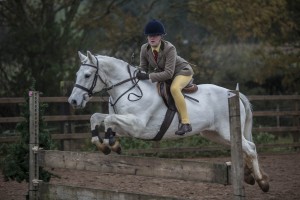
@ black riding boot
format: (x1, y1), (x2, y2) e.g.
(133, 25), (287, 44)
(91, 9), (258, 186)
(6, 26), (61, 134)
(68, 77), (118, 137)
(175, 124), (192, 136)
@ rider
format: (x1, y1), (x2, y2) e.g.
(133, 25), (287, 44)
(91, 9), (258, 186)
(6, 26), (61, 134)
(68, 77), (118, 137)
(136, 19), (194, 136)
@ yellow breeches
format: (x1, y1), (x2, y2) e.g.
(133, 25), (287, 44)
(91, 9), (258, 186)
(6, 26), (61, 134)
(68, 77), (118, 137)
(170, 75), (193, 124)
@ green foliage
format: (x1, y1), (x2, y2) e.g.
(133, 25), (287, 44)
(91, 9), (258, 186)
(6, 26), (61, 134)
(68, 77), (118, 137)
(0, 0), (299, 97)
(253, 132), (276, 144)
(119, 134), (219, 158)
(0, 0), (81, 96)
(187, 0), (296, 43)
(120, 137), (153, 150)
(1, 86), (56, 183)
(252, 47), (300, 94)
(80, 138), (97, 152)
(159, 135), (212, 148)
(119, 135), (212, 152)
(1, 142), (29, 182)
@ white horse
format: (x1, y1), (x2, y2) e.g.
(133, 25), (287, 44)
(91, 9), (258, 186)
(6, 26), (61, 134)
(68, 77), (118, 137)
(68, 51), (269, 192)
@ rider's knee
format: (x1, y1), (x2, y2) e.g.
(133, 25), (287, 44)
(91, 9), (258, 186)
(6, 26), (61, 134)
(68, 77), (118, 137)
(170, 84), (180, 96)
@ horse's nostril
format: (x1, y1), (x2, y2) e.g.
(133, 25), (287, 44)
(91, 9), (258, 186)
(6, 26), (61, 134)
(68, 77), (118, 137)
(71, 99), (77, 105)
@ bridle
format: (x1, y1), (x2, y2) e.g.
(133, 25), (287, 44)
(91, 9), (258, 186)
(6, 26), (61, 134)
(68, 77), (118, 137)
(74, 57), (103, 97)
(74, 56), (143, 112)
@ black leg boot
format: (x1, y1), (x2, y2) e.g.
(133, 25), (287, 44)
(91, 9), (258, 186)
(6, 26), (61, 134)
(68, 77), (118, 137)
(105, 128), (116, 145)
(91, 125), (103, 143)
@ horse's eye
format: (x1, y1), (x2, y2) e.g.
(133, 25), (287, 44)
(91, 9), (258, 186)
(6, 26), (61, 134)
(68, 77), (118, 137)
(85, 74), (91, 78)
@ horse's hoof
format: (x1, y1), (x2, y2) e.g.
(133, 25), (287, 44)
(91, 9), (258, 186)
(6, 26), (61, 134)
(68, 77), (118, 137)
(111, 140), (121, 154)
(102, 146), (111, 155)
(244, 174), (255, 185)
(257, 180), (269, 192)
(115, 147), (122, 154)
(111, 145), (122, 154)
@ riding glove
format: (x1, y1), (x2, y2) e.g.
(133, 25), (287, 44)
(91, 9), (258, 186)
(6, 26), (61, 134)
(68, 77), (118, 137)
(136, 71), (149, 80)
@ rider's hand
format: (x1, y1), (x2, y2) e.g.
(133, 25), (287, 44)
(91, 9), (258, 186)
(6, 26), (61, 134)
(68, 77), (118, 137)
(136, 71), (149, 80)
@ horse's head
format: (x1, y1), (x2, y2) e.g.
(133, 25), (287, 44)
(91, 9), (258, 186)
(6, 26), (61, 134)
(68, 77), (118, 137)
(68, 51), (107, 108)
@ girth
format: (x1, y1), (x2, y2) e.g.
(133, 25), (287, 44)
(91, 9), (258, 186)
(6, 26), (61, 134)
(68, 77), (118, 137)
(152, 80), (198, 141)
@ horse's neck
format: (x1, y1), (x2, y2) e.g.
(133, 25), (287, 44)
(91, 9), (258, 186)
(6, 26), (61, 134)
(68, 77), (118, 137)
(102, 57), (158, 105)
(102, 57), (137, 96)
(99, 56), (130, 83)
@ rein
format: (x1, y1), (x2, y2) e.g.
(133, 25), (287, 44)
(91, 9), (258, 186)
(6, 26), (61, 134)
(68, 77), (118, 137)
(108, 64), (143, 113)
(74, 56), (143, 113)
(105, 63), (137, 91)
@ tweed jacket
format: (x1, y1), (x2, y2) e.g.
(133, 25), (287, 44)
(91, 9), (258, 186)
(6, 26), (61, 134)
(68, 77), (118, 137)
(139, 40), (194, 83)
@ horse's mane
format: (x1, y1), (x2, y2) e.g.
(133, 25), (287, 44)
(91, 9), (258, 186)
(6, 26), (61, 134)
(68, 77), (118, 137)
(96, 55), (129, 66)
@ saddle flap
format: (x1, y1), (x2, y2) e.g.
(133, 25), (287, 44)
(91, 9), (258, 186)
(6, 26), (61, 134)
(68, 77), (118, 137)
(156, 82), (176, 111)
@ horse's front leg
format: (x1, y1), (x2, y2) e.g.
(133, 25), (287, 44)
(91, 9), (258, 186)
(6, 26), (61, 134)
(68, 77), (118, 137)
(103, 127), (122, 154)
(90, 113), (112, 155)
(103, 113), (148, 151)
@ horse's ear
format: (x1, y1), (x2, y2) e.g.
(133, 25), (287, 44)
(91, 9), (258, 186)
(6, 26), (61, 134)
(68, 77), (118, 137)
(78, 51), (87, 62)
(87, 51), (97, 64)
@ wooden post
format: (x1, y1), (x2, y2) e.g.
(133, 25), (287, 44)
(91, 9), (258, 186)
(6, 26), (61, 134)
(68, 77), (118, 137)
(276, 104), (280, 127)
(293, 100), (299, 146)
(29, 91), (41, 200)
(228, 84), (245, 200)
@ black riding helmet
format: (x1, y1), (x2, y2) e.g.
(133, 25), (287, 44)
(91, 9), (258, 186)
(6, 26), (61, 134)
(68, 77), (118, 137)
(144, 19), (166, 36)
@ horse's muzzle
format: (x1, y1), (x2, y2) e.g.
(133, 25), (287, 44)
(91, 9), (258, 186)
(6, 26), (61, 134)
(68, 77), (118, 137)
(70, 99), (77, 107)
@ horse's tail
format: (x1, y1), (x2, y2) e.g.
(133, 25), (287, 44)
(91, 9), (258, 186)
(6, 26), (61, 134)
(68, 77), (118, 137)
(239, 93), (253, 142)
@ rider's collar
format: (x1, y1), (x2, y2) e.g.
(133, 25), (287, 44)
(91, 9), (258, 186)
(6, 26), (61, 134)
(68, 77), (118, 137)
(147, 40), (165, 51)
(151, 42), (161, 53)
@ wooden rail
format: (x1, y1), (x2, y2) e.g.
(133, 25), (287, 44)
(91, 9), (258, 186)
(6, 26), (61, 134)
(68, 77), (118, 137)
(39, 150), (230, 185)
(248, 95), (300, 101)
(2, 111), (300, 123)
(0, 96), (108, 104)
(0, 133), (90, 143)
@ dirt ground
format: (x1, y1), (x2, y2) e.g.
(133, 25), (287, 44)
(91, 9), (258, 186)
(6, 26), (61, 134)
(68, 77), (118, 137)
(1, 152), (300, 200)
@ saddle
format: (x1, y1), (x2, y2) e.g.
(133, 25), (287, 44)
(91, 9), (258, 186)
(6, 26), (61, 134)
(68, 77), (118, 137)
(152, 79), (198, 141)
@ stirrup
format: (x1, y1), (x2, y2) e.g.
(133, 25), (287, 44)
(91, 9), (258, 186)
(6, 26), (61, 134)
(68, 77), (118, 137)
(175, 124), (192, 136)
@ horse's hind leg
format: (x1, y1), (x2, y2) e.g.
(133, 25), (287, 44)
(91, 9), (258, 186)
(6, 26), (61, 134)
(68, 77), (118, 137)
(242, 138), (269, 192)
(90, 113), (112, 155)
(244, 156), (255, 185)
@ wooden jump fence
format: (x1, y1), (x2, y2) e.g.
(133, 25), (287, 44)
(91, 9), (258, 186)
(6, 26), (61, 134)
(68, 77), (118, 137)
(37, 150), (231, 200)
(27, 91), (235, 200)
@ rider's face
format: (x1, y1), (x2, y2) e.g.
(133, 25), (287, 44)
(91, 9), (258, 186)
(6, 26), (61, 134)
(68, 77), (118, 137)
(147, 35), (162, 47)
